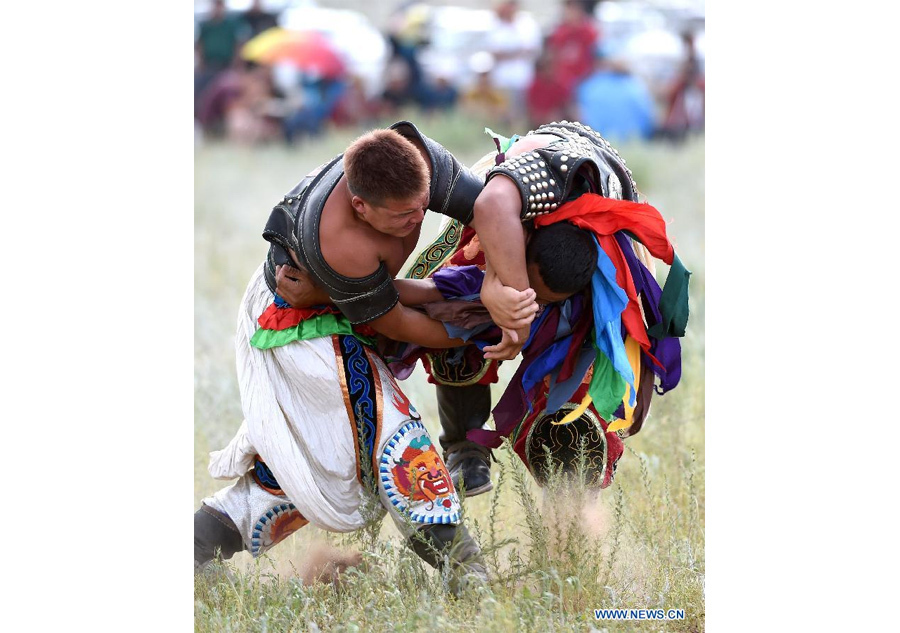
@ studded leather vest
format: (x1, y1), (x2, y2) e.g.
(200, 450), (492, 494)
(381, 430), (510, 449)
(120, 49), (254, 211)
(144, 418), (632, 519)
(260, 121), (484, 324)
(485, 121), (640, 220)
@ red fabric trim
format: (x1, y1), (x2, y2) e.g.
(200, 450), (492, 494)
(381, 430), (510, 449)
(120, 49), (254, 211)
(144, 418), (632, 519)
(598, 234), (650, 351)
(533, 194), (675, 265)
(257, 303), (340, 331)
(353, 323), (378, 338)
(448, 227), (486, 267)
(479, 360), (500, 385)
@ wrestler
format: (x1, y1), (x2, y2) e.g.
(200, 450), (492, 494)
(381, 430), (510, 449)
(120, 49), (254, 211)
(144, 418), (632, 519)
(415, 121), (690, 493)
(194, 122), (526, 591)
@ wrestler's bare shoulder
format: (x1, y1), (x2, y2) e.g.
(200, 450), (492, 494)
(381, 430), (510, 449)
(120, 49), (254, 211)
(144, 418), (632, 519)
(320, 222), (386, 279)
(475, 134), (557, 206)
(315, 182), (379, 278)
(506, 134), (556, 156)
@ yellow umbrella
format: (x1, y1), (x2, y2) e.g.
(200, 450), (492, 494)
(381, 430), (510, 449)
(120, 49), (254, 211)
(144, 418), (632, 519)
(397, 3), (430, 43)
(242, 27), (300, 63)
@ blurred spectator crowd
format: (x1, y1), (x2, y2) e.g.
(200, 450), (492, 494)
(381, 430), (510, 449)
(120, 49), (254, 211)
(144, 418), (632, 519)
(194, 0), (704, 145)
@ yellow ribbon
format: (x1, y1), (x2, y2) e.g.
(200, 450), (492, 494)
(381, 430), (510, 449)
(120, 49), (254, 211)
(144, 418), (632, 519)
(607, 336), (642, 433)
(552, 391), (593, 425)
(551, 337), (642, 430)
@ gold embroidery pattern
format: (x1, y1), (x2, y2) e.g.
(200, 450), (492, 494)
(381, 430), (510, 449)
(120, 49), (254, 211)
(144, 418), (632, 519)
(524, 402), (608, 487)
(405, 219), (463, 280)
(425, 350), (492, 386)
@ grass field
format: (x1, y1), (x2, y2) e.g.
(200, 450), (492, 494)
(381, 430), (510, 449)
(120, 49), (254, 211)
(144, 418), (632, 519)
(194, 112), (705, 632)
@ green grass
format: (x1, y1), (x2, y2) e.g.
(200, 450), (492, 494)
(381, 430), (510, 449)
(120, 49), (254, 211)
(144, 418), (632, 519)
(195, 112), (705, 632)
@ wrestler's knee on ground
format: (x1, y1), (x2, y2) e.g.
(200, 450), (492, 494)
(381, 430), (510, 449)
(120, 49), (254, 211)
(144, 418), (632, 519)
(194, 504), (245, 571)
(200, 464), (310, 563)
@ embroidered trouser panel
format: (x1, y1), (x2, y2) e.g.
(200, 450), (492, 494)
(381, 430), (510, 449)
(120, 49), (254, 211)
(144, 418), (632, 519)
(202, 265), (463, 557)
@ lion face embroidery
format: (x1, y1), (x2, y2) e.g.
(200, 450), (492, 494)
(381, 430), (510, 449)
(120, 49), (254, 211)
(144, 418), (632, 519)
(380, 421), (460, 524)
(407, 444), (452, 502)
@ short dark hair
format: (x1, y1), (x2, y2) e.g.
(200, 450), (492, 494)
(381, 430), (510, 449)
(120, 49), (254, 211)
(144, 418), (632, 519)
(526, 223), (597, 294)
(343, 129), (429, 206)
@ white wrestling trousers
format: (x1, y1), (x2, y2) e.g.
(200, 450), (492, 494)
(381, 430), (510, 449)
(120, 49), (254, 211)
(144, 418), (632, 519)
(204, 265), (461, 557)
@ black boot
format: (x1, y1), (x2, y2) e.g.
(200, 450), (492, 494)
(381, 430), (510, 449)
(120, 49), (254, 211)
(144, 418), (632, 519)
(436, 382), (493, 496)
(194, 504), (245, 573)
(407, 523), (488, 595)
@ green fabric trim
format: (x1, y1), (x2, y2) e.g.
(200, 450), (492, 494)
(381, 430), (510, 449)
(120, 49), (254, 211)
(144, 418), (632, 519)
(484, 127), (521, 154)
(250, 313), (376, 349)
(648, 253), (691, 339)
(588, 346), (627, 421)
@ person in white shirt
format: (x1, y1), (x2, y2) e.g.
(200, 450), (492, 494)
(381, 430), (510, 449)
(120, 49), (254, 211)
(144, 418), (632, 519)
(483, 0), (542, 128)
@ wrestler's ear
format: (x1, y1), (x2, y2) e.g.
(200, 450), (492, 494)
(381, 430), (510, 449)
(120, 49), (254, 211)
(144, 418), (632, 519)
(350, 195), (369, 217)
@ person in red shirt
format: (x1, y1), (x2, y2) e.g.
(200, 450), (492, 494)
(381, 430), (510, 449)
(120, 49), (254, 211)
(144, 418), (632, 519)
(526, 54), (571, 127)
(545, 0), (600, 99)
(661, 30), (705, 139)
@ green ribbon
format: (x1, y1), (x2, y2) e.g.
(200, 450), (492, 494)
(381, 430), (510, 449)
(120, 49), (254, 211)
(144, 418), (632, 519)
(250, 313), (376, 350)
(648, 253), (691, 339)
(484, 127), (521, 154)
(588, 337), (628, 421)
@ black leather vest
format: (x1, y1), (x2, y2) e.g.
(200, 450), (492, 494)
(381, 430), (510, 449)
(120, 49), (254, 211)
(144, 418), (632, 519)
(261, 121), (484, 324)
(388, 120), (484, 225)
(485, 121), (640, 220)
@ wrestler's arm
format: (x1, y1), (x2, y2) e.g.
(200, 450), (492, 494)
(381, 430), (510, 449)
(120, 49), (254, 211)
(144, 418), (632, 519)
(276, 265), (441, 307)
(468, 177), (536, 356)
(281, 242), (480, 351)
(366, 302), (466, 349)
(468, 177), (530, 295)
(329, 247), (462, 347)
(392, 279), (443, 305)
(277, 259), (521, 358)
(468, 135), (555, 298)
(276, 265), (330, 305)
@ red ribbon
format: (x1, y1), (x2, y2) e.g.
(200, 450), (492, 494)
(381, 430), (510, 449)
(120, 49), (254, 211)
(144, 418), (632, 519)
(533, 194), (674, 265)
(257, 304), (340, 331)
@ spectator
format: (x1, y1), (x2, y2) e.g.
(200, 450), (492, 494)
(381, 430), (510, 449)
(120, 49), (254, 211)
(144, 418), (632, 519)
(526, 54), (571, 128)
(195, 0), (250, 122)
(241, 0), (279, 38)
(421, 74), (459, 113)
(545, 0), (600, 100)
(385, 2), (431, 111)
(330, 75), (379, 128)
(196, 66), (243, 135)
(483, 0), (542, 129)
(281, 74), (347, 145)
(379, 57), (415, 115)
(575, 47), (657, 142)
(461, 53), (508, 124)
(224, 62), (280, 145)
(660, 30), (705, 139)
(196, 0), (249, 74)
